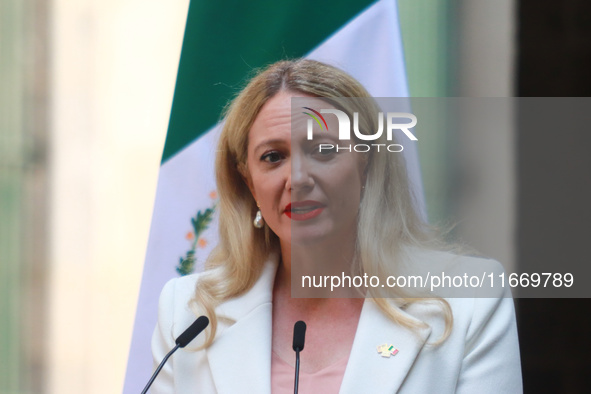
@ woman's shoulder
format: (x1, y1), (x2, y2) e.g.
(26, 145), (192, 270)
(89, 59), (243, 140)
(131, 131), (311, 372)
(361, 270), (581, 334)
(398, 247), (516, 336)
(397, 251), (522, 392)
(155, 273), (205, 344)
(159, 272), (202, 303)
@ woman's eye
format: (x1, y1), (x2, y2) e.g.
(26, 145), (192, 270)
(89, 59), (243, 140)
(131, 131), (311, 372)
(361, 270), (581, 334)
(261, 151), (283, 163)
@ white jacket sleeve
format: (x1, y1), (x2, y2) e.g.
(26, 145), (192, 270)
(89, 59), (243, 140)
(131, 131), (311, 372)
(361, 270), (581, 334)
(456, 294), (523, 393)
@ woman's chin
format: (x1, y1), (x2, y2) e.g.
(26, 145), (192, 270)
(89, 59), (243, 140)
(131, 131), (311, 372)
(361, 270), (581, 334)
(289, 227), (335, 247)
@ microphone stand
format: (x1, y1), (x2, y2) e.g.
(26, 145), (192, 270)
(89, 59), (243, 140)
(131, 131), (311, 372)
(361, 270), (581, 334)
(141, 344), (180, 394)
(141, 315), (209, 393)
(294, 348), (301, 394)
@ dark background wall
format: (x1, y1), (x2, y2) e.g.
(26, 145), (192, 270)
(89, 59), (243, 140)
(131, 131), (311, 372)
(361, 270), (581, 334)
(517, 0), (591, 392)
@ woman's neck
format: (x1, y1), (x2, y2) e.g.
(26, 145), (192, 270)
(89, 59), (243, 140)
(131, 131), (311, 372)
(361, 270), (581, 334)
(277, 230), (360, 299)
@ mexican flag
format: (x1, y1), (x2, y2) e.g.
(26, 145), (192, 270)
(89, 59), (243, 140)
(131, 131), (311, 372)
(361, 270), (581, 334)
(123, 0), (424, 391)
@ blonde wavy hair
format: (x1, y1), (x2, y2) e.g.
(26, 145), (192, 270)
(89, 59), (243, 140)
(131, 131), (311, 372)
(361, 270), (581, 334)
(191, 59), (452, 347)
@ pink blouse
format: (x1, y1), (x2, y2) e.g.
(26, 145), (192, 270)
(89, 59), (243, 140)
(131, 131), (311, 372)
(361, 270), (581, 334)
(271, 351), (348, 394)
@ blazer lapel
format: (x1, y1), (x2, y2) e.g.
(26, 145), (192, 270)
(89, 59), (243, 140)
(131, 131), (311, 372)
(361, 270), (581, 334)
(206, 260), (277, 394)
(340, 300), (431, 394)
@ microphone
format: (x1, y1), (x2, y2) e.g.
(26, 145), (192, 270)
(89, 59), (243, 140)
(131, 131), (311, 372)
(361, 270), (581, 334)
(176, 315), (209, 347)
(141, 316), (209, 394)
(292, 321), (306, 394)
(293, 320), (306, 351)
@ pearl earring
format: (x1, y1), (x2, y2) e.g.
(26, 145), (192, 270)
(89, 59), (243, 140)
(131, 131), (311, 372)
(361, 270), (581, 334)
(253, 203), (264, 228)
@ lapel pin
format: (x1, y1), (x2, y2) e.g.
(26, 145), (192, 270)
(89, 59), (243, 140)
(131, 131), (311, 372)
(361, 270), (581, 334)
(377, 343), (399, 358)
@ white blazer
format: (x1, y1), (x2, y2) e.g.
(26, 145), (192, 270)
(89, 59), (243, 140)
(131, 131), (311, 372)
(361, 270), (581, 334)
(150, 252), (522, 393)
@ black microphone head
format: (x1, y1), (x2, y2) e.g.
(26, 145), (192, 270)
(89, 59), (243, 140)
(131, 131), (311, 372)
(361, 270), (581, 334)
(175, 316), (209, 348)
(292, 320), (307, 352)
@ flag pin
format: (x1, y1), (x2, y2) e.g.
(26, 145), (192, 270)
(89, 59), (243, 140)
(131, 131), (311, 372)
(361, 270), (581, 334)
(377, 343), (399, 358)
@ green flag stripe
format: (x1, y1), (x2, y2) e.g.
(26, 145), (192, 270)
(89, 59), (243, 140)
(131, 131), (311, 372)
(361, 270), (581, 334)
(162, 0), (375, 163)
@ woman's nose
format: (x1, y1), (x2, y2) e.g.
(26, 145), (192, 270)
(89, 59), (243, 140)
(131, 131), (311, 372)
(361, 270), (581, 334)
(286, 156), (314, 192)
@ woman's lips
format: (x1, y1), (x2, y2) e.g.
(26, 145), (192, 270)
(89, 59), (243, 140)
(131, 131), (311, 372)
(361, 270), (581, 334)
(284, 201), (325, 221)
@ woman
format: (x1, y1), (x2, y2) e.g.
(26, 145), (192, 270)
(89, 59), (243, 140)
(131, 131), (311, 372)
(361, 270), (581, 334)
(151, 59), (522, 393)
